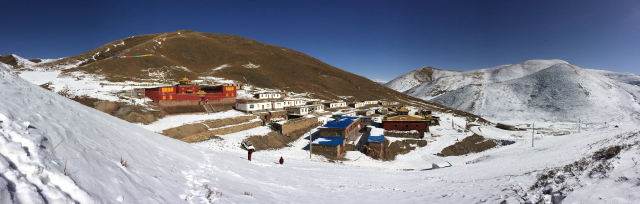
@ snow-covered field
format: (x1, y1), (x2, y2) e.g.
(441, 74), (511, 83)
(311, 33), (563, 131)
(2, 60), (639, 203)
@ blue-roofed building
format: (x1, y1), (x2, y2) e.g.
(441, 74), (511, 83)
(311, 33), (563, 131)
(366, 127), (386, 159)
(311, 137), (347, 157)
(367, 135), (385, 143)
(319, 116), (361, 142)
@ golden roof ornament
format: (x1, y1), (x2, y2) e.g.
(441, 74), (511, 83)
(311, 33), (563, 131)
(397, 103), (410, 113)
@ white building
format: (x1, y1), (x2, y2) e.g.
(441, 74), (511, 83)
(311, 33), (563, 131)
(324, 102), (347, 109)
(287, 106), (309, 115)
(364, 100), (378, 105)
(236, 101), (272, 111)
(255, 92), (282, 99)
(307, 104), (325, 112)
(351, 102), (366, 108)
(272, 101), (284, 109)
(283, 100), (302, 107)
(294, 100), (305, 106)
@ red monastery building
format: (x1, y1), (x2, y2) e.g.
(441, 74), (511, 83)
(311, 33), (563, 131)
(381, 104), (429, 136)
(144, 77), (237, 106)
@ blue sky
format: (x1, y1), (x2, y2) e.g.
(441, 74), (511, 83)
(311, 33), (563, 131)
(1, 0), (638, 81)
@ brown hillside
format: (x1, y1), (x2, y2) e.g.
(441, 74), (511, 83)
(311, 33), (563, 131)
(26, 30), (488, 122)
(0, 55), (18, 67)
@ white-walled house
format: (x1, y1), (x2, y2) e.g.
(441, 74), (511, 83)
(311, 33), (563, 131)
(307, 104), (325, 112)
(294, 100), (305, 106)
(283, 100), (296, 107)
(287, 106), (309, 115)
(272, 101), (284, 109)
(379, 101), (395, 106)
(236, 101), (272, 111)
(350, 102), (365, 108)
(364, 100), (378, 105)
(324, 102), (347, 109)
(254, 92), (282, 99)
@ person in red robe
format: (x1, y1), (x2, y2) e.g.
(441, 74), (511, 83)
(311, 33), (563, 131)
(248, 149), (254, 161)
(279, 156), (284, 165)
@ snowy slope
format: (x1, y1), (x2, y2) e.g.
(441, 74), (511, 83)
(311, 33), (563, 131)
(387, 60), (640, 122)
(0, 66), (205, 203)
(2, 64), (640, 203)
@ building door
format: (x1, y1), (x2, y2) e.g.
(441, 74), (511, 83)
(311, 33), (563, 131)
(262, 105), (264, 109)
(340, 144), (343, 155)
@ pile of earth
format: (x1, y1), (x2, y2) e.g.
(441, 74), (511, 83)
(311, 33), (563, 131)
(94, 101), (164, 125)
(438, 134), (498, 156)
(245, 122), (322, 151)
(383, 139), (428, 161)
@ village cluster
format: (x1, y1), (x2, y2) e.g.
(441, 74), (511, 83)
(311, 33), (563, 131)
(141, 77), (441, 160)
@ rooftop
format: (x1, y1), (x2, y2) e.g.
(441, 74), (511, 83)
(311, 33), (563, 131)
(321, 116), (359, 128)
(312, 137), (346, 146)
(385, 115), (426, 122)
(368, 135), (385, 143)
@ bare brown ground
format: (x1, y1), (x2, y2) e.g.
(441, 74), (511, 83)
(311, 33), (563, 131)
(40, 83), (166, 124)
(245, 123), (322, 151)
(383, 139), (428, 161)
(162, 116), (255, 139)
(438, 134), (497, 156)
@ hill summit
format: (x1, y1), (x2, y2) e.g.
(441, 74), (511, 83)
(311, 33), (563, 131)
(13, 30), (403, 101)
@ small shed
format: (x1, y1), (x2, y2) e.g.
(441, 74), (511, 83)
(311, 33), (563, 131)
(432, 161), (452, 169)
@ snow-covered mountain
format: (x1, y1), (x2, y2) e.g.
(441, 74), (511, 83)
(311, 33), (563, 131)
(385, 60), (640, 122)
(383, 66), (459, 93)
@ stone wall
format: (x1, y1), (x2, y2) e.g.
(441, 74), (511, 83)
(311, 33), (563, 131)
(311, 144), (340, 158)
(159, 100), (201, 106)
(272, 116), (319, 136)
(180, 120), (262, 143)
(383, 130), (422, 139)
(320, 128), (345, 137)
(366, 140), (385, 159)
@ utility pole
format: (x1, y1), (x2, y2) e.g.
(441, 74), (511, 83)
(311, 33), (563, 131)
(532, 123), (534, 147)
(130, 84), (134, 106)
(309, 126), (312, 159)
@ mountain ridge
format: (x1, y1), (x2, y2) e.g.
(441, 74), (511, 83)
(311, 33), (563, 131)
(385, 59), (640, 122)
(5, 30), (490, 122)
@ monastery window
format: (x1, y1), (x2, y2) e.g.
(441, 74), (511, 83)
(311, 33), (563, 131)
(406, 124), (409, 127)
(250, 105), (254, 109)
(395, 124), (397, 127)
(336, 131), (343, 136)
